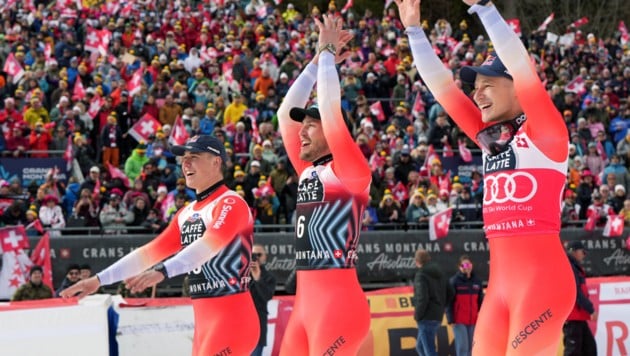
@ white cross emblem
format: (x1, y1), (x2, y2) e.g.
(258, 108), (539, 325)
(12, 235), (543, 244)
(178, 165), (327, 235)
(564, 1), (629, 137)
(87, 31), (99, 46)
(140, 120), (155, 135)
(4, 230), (22, 249)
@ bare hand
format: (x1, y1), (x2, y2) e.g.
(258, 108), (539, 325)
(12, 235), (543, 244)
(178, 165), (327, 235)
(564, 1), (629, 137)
(250, 261), (261, 281)
(59, 276), (101, 299)
(124, 270), (164, 294)
(591, 311), (598, 321)
(312, 29), (354, 65)
(394, 0), (421, 29)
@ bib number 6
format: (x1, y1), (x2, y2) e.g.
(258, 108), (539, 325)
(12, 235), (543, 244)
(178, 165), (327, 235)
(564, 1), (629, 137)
(296, 215), (306, 238)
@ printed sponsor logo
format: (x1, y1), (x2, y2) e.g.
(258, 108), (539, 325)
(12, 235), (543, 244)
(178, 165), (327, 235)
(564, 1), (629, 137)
(511, 309), (553, 349)
(212, 204), (233, 229)
(483, 171), (537, 204)
(323, 336), (346, 356)
(484, 147), (516, 173)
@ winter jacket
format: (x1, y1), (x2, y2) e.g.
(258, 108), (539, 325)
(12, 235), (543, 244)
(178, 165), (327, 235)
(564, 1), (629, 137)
(412, 261), (452, 322)
(445, 271), (484, 325)
(566, 254), (594, 321)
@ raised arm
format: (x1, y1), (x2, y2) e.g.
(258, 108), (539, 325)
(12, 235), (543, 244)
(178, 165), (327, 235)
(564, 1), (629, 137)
(277, 63), (318, 176)
(316, 15), (371, 194)
(467, 1), (567, 161)
(397, 0), (483, 144)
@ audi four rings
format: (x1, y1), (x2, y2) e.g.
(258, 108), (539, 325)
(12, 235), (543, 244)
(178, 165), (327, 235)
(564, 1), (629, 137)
(483, 172), (537, 204)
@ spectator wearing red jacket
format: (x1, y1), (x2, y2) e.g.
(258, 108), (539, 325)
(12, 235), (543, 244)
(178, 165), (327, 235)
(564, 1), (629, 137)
(28, 121), (52, 158)
(446, 255), (484, 356)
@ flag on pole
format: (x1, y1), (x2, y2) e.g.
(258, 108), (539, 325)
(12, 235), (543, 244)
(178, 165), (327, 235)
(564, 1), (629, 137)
(565, 76), (586, 96)
(3, 53), (24, 84)
(442, 143), (454, 157)
(73, 79), (86, 101)
(30, 229), (53, 291)
(128, 114), (161, 143)
(537, 13), (555, 32)
(584, 212), (598, 232)
(603, 215), (624, 237)
(128, 68), (144, 96)
(429, 208), (453, 241)
(0, 226), (32, 299)
(411, 91), (425, 119)
(169, 115), (190, 146)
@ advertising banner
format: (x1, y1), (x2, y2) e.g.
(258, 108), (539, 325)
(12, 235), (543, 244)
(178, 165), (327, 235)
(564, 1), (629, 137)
(0, 158), (69, 187)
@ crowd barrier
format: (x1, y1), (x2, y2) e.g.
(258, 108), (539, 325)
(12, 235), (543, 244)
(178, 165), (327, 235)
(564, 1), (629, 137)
(1, 277), (628, 355)
(32, 228), (630, 293)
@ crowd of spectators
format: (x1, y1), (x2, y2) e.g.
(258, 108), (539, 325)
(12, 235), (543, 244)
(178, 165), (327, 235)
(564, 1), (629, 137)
(0, 0), (628, 236)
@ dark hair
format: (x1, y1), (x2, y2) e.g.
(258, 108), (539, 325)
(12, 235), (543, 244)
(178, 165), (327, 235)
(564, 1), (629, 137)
(458, 255), (471, 266)
(79, 264), (92, 271)
(67, 264), (81, 273)
(30, 265), (43, 275)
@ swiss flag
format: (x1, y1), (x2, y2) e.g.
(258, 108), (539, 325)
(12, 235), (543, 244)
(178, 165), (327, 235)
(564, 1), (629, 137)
(429, 208), (453, 241)
(107, 162), (130, 188)
(369, 101), (386, 122)
(603, 215), (624, 237)
(128, 68), (144, 96)
(391, 181), (408, 202)
(128, 113), (161, 143)
(87, 96), (105, 119)
(30, 231), (53, 291)
(84, 27), (102, 53)
(169, 115), (190, 146)
(73, 79), (86, 101)
(565, 76), (586, 96)
(0, 226), (29, 252)
(537, 13), (555, 32)
(458, 139), (473, 163)
(3, 53), (24, 84)
(506, 18), (522, 37)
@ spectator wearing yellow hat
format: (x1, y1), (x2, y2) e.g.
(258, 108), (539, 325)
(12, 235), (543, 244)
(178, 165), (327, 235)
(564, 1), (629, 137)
(406, 189), (430, 224)
(377, 190), (404, 226)
(124, 142), (150, 182)
(24, 96), (49, 128)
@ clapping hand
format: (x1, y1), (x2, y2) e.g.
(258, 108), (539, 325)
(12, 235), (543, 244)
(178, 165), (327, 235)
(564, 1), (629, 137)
(394, 0), (421, 29)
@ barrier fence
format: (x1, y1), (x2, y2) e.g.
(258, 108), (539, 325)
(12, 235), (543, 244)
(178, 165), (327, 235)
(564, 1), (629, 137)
(28, 227), (630, 293)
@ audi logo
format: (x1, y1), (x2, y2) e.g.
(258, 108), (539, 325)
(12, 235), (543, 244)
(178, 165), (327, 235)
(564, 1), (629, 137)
(483, 172), (537, 204)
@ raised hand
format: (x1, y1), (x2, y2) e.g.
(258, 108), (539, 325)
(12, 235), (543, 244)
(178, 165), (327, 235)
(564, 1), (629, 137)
(311, 26), (355, 65)
(394, 0), (422, 29)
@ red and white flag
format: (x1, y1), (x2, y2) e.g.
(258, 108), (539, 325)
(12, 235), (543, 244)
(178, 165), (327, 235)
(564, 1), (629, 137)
(0, 226), (32, 299)
(30, 229), (53, 291)
(603, 215), (624, 237)
(391, 181), (408, 202)
(570, 17), (589, 29)
(565, 76), (586, 96)
(506, 18), (522, 37)
(128, 68), (144, 96)
(128, 113), (161, 143)
(255, 4), (266, 19)
(619, 21), (629, 45)
(3, 53), (24, 84)
(458, 139), (473, 163)
(411, 91), (425, 119)
(73, 79), (86, 101)
(87, 96), (105, 119)
(429, 207), (453, 241)
(84, 27), (102, 53)
(584, 213), (598, 232)
(369, 101), (386, 122)
(443, 143), (454, 157)
(537, 13), (555, 32)
(107, 163), (130, 188)
(341, 0), (353, 14)
(169, 115), (190, 146)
